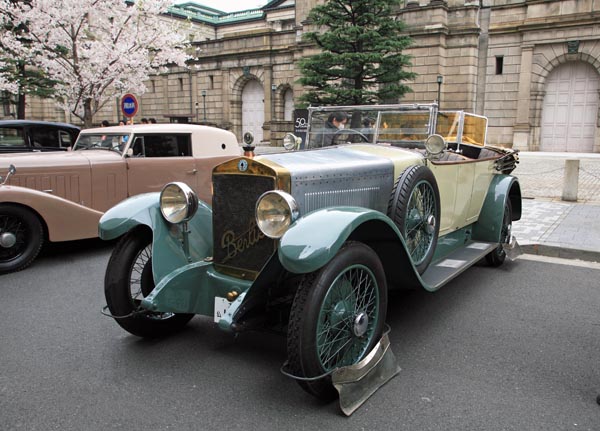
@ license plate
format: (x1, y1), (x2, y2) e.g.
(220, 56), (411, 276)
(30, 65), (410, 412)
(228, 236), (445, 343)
(214, 297), (231, 323)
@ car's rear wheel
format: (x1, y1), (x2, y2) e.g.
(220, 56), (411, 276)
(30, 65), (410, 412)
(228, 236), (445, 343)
(286, 241), (387, 400)
(104, 229), (194, 338)
(0, 204), (44, 274)
(485, 199), (512, 267)
(387, 165), (440, 274)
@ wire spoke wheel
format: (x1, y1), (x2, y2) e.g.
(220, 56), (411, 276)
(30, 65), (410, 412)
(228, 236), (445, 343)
(127, 243), (174, 321)
(287, 241), (387, 400)
(316, 264), (379, 371)
(404, 180), (437, 266)
(387, 165), (440, 274)
(104, 229), (193, 337)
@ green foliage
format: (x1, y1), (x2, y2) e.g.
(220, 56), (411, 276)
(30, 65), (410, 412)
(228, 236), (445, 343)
(298, 0), (416, 107)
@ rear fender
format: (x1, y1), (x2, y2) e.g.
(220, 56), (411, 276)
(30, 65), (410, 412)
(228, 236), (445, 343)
(472, 175), (522, 243)
(99, 192), (214, 284)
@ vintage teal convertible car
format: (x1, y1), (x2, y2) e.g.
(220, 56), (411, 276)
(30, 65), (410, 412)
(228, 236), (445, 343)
(99, 103), (521, 400)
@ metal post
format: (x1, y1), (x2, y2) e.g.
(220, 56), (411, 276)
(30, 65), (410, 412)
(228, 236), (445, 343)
(201, 90), (207, 122)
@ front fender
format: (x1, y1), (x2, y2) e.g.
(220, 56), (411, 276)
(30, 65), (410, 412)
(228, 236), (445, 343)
(278, 206), (404, 274)
(99, 193), (214, 285)
(0, 185), (101, 242)
(99, 193), (161, 240)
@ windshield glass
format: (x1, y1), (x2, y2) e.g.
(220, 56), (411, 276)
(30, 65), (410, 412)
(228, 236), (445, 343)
(73, 133), (130, 154)
(305, 105), (435, 150)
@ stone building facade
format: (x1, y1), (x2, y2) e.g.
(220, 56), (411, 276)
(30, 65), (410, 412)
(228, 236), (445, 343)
(4, 0), (600, 152)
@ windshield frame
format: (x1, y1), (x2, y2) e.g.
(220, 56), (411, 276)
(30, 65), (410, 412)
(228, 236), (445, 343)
(72, 132), (133, 155)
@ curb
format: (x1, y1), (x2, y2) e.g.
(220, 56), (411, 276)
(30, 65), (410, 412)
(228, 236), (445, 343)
(520, 243), (600, 263)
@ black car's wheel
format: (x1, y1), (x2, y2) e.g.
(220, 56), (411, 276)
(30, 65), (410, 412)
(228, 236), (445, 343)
(0, 204), (44, 274)
(387, 165), (440, 274)
(485, 199), (512, 267)
(104, 229), (194, 338)
(287, 241), (388, 400)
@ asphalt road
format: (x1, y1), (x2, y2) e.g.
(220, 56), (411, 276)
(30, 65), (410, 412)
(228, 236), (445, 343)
(1, 240), (599, 430)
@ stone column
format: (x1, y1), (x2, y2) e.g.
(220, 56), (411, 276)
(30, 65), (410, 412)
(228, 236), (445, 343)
(190, 71), (199, 123)
(222, 68), (232, 128)
(512, 45), (534, 151)
(264, 65), (273, 143)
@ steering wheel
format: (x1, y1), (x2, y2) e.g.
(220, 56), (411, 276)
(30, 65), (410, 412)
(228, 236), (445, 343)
(332, 128), (369, 145)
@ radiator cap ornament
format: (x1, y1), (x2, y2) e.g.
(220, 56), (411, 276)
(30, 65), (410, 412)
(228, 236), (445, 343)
(238, 159), (248, 172)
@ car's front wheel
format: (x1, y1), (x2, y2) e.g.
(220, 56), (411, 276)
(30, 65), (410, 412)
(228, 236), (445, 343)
(0, 204), (44, 274)
(286, 241), (388, 400)
(104, 229), (194, 337)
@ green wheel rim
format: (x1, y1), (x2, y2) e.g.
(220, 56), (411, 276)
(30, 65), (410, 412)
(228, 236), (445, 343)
(404, 179), (436, 266)
(316, 264), (379, 371)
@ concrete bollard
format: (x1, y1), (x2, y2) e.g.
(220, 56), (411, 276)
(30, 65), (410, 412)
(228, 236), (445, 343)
(562, 159), (579, 202)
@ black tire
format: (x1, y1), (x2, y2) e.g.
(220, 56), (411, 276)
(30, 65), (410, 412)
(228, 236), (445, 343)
(0, 204), (44, 274)
(286, 241), (388, 400)
(485, 199), (512, 267)
(104, 229), (194, 338)
(387, 165), (440, 274)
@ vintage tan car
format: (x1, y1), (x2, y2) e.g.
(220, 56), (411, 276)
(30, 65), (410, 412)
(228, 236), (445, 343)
(0, 124), (242, 273)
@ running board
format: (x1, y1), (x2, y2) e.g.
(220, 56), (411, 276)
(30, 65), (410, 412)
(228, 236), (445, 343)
(421, 241), (497, 291)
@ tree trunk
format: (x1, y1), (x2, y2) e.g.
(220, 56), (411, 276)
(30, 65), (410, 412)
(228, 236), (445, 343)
(83, 98), (94, 128)
(17, 93), (25, 119)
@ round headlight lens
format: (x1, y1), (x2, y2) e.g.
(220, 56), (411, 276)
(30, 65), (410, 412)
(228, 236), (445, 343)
(256, 191), (299, 238)
(160, 182), (199, 224)
(283, 133), (300, 151)
(425, 134), (447, 155)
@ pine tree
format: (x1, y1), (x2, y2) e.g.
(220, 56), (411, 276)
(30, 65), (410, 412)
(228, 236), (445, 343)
(298, 0), (416, 107)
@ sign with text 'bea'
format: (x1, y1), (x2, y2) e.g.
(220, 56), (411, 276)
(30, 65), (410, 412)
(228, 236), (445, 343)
(121, 93), (138, 118)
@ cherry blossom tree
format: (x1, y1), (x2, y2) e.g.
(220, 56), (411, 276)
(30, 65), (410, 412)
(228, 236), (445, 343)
(0, 0), (191, 127)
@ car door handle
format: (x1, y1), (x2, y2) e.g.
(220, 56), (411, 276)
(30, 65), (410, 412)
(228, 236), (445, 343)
(187, 168), (198, 174)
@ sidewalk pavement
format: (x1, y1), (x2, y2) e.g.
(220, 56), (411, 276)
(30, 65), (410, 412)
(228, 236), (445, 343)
(511, 152), (600, 262)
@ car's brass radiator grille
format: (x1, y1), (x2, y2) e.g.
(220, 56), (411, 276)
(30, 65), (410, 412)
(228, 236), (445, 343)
(212, 174), (276, 279)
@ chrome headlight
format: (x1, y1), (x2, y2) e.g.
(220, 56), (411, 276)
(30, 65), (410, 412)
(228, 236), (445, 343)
(283, 133), (302, 151)
(255, 190), (299, 239)
(160, 182), (198, 224)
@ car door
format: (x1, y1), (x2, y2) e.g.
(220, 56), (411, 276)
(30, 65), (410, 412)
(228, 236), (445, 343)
(125, 133), (198, 196)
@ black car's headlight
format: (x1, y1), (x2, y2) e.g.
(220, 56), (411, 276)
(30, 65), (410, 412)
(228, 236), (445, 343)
(160, 182), (198, 224)
(255, 190), (299, 238)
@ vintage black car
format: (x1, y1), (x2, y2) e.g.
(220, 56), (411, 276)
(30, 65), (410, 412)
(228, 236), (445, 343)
(0, 120), (80, 153)
(99, 103), (521, 403)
